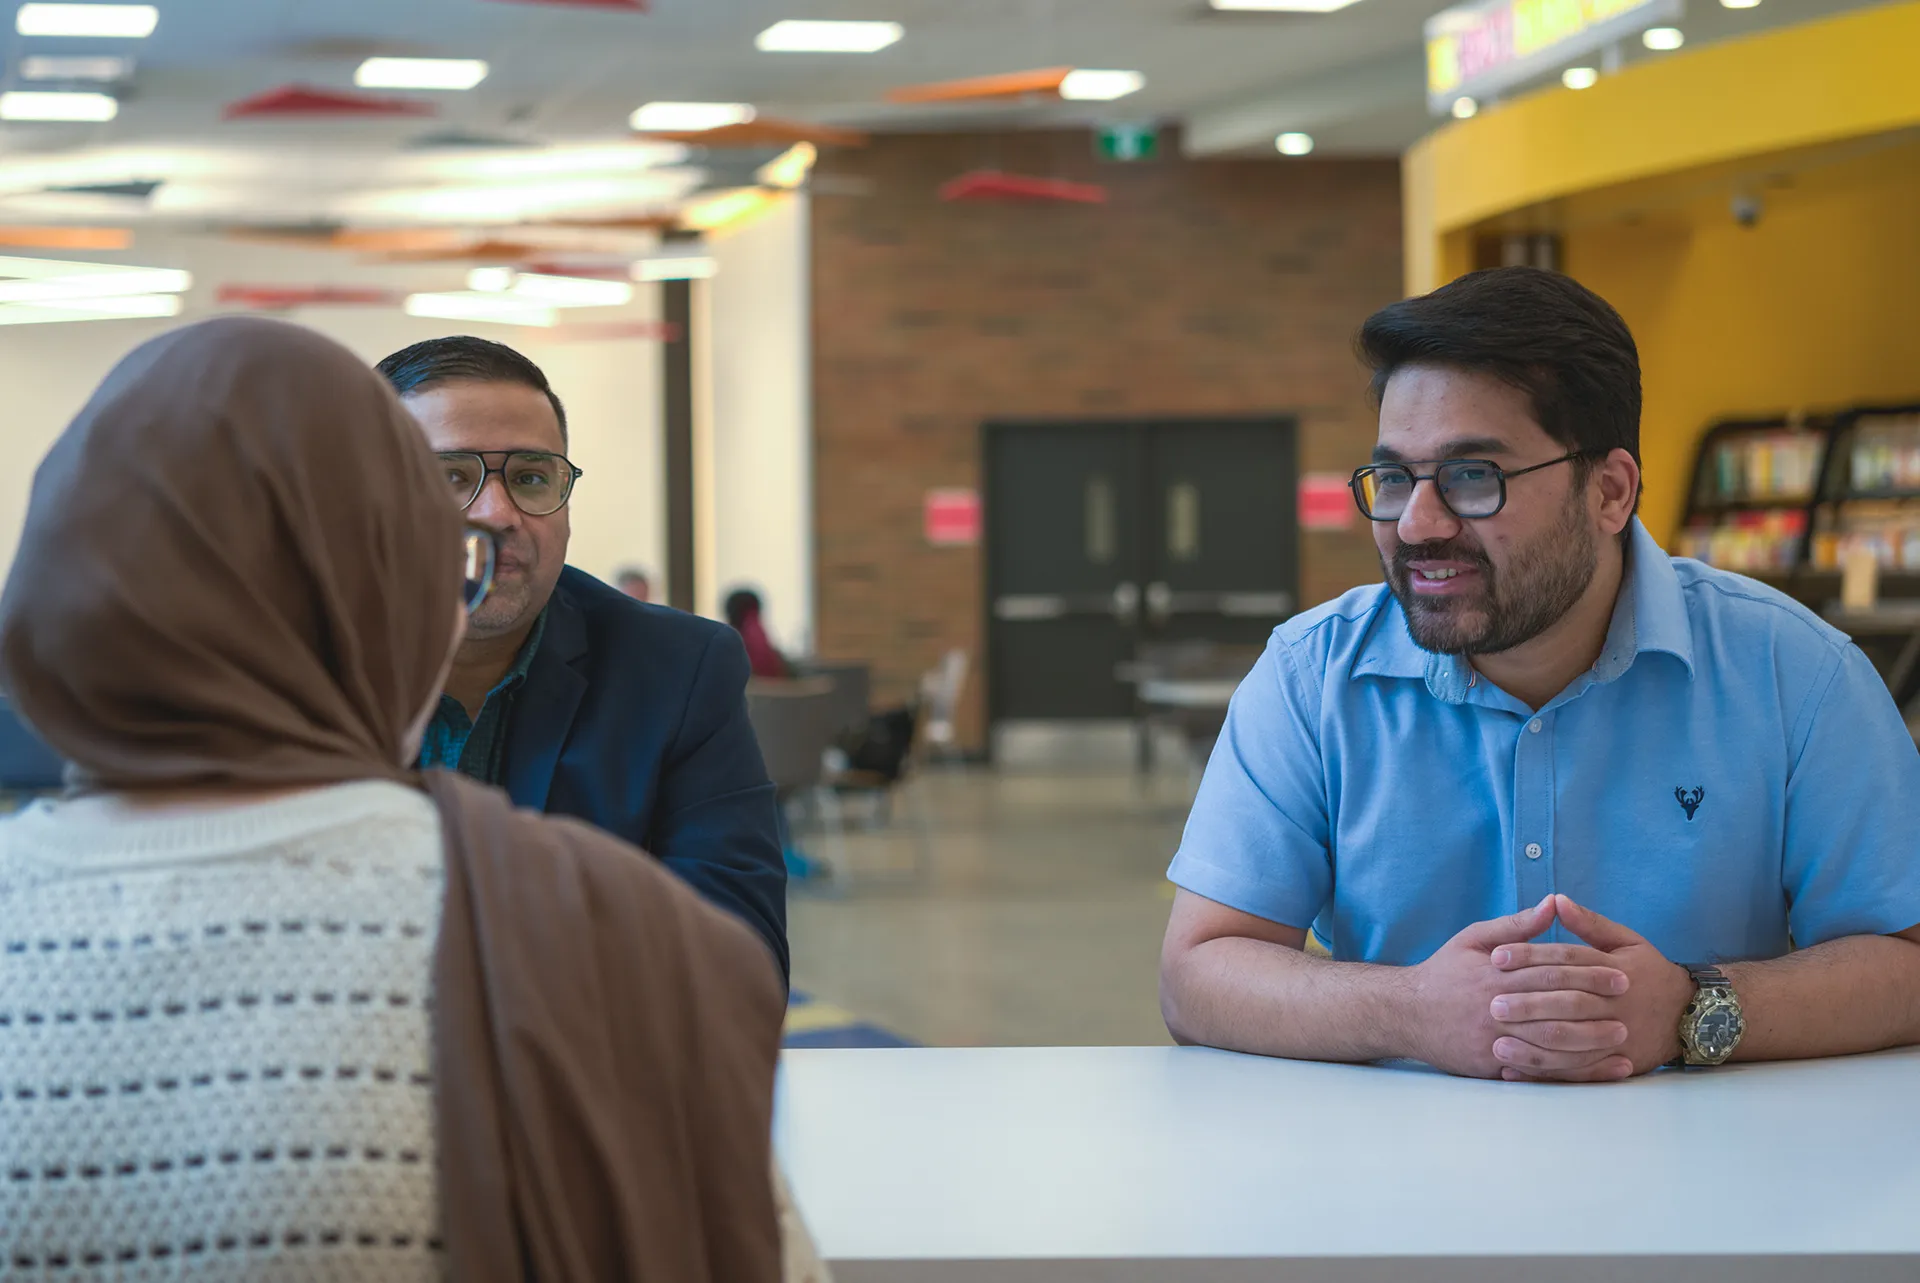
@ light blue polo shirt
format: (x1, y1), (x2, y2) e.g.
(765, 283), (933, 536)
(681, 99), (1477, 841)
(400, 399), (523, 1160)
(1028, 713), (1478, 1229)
(1168, 518), (1920, 966)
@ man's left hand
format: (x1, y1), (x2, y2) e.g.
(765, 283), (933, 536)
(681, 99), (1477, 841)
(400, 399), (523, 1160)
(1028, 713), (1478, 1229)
(1489, 894), (1696, 1081)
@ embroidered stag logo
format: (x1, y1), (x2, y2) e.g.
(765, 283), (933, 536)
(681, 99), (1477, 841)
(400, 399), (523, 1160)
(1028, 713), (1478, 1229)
(1675, 786), (1705, 821)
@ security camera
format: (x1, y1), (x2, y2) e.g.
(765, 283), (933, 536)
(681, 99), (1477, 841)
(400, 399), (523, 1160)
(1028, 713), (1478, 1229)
(1731, 195), (1763, 228)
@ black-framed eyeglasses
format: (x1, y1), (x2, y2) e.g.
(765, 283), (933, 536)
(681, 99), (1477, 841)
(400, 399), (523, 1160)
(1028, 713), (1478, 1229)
(462, 527), (496, 614)
(438, 450), (583, 517)
(1350, 451), (1596, 522)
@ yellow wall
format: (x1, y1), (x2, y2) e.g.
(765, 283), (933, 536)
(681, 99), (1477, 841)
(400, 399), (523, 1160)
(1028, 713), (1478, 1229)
(1570, 137), (1920, 542)
(1406, 0), (1920, 286)
(1402, 0), (1920, 544)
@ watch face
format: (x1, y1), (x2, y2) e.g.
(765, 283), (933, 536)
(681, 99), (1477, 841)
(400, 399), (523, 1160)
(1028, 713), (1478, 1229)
(1696, 1003), (1744, 1060)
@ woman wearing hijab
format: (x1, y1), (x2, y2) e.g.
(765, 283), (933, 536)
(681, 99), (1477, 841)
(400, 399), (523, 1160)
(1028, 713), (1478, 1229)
(0, 316), (785, 1281)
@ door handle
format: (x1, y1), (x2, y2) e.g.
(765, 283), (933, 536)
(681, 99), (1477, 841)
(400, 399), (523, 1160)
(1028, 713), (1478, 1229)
(993, 595), (1068, 621)
(1112, 581), (1140, 626)
(1145, 581), (1173, 627)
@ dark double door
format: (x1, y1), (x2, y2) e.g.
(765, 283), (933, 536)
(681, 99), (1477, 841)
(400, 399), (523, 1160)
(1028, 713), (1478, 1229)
(984, 418), (1298, 726)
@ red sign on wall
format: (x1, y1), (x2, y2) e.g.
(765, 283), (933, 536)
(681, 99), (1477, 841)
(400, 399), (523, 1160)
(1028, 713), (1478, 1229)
(924, 488), (982, 547)
(1298, 473), (1356, 531)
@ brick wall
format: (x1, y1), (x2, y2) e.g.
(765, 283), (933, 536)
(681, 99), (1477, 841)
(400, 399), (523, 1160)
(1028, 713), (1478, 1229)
(811, 130), (1404, 747)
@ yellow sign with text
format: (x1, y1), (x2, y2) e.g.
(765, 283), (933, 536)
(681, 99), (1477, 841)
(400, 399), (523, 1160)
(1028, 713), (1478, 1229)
(1426, 0), (1675, 107)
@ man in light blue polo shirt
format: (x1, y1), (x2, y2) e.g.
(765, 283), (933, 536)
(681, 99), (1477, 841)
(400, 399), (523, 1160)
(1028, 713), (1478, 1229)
(1161, 266), (1920, 1083)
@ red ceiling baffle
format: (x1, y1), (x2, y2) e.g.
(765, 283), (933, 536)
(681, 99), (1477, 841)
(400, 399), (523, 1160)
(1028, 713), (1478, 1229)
(223, 86), (436, 120)
(938, 171), (1107, 204)
(216, 286), (400, 311)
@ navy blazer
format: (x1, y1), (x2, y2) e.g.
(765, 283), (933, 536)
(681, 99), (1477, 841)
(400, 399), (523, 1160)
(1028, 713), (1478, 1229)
(503, 566), (789, 979)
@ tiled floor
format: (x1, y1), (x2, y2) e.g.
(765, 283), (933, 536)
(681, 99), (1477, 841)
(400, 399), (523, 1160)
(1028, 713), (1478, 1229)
(786, 766), (1193, 1048)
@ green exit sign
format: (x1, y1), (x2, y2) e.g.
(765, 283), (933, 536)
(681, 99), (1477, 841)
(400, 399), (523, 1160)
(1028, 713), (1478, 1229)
(1096, 124), (1159, 162)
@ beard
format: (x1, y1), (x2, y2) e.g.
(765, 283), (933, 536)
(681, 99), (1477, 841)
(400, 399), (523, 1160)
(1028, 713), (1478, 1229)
(1385, 489), (1598, 656)
(465, 532), (550, 640)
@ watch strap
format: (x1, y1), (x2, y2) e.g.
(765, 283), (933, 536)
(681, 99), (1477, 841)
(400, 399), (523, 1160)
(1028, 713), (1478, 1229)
(1685, 963), (1730, 989)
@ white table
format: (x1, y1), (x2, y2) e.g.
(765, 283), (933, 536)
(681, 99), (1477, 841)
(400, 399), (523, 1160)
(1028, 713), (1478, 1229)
(1137, 679), (1240, 709)
(776, 1045), (1920, 1282)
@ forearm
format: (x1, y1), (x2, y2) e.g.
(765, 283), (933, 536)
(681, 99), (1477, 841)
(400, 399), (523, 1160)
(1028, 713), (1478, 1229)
(1161, 936), (1419, 1063)
(1723, 934), (1920, 1062)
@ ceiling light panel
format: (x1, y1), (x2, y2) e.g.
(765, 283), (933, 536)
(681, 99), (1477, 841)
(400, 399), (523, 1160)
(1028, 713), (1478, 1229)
(1275, 132), (1314, 155)
(21, 56), (133, 80)
(0, 294), (180, 326)
(355, 58), (490, 91)
(1059, 70), (1145, 102)
(16, 3), (157, 37)
(1642, 26), (1684, 48)
(503, 272), (634, 307)
(755, 20), (903, 53)
(0, 91), (118, 121)
(0, 266), (186, 303)
(631, 101), (756, 131)
(633, 255), (718, 282)
(405, 292), (557, 327)
(1208, 0), (1364, 12)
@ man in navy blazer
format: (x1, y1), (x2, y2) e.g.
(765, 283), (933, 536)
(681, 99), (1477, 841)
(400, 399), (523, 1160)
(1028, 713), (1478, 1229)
(378, 336), (788, 979)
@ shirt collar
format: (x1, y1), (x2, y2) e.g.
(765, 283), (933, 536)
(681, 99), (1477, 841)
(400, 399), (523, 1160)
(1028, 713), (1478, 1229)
(434, 605), (550, 717)
(1349, 517), (1694, 703)
(498, 605), (550, 691)
(1593, 516), (1695, 682)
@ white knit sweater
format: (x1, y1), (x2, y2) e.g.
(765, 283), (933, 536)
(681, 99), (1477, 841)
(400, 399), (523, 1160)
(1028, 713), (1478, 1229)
(0, 781), (445, 1282)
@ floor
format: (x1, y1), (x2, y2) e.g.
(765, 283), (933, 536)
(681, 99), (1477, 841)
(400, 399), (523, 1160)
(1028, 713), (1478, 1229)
(785, 766), (1194, 1048)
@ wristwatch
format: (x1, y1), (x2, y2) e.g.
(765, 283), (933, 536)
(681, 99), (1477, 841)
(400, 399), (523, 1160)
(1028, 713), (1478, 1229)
(1676, 964), (1745, 1067)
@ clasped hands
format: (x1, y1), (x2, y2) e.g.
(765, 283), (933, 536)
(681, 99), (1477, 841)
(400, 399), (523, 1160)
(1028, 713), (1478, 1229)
(1410, 893), (1697, 1082)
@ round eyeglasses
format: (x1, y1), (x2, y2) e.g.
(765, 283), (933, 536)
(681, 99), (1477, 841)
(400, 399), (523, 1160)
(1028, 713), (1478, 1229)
(462, 527), (496, 614)
(1350, 451), (1594, 522)
(439, 450), (583, 518)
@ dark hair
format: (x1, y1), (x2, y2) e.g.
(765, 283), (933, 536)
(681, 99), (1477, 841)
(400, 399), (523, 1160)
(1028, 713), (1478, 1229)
(1357, 267), (1641, 478)
(723, 589), (762, 629)
(375, 335), (568, 443)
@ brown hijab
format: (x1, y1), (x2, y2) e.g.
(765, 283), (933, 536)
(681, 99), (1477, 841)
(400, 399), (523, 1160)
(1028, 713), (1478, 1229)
(0, 316), (784, 1282)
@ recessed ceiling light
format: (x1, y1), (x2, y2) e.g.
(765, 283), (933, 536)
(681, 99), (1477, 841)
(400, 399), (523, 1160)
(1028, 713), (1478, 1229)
(1562, 66), (1599, 89)
(20, 55), (133, 81)
(755, 19), (903, 53)
(15, 4), (157, 37)
(1209, 0), (1363, 11)
(467, 267), (517, 294)
(355, 58), (490, 91)
(1642, 26), (1684, 49)
(0, 91), (119, 121)
(1059, 70), (1145, 102)
(1720, 0), (1760, 8)
(1275, 132), (1314, 156)
(631, 101), (756, 132)
(1451, 97), (1478, 118)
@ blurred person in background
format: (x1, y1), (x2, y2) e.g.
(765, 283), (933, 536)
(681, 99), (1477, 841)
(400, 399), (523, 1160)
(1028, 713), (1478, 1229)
(616, 567), (653, 602)
(726, 588), (793, 681)
(377, 337), (788, 979)
(1160, 267), (1920, 1082)
(0, 317), (784, 1280)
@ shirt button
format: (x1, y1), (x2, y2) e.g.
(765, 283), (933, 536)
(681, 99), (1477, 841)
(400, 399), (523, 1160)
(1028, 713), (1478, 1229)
(1527, 718), (1543, 734)
(1525, 843), (1543, 860)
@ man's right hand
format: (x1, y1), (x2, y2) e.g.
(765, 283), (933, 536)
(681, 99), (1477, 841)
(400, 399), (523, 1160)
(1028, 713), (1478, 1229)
(1405, 896), (1634, 1080)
